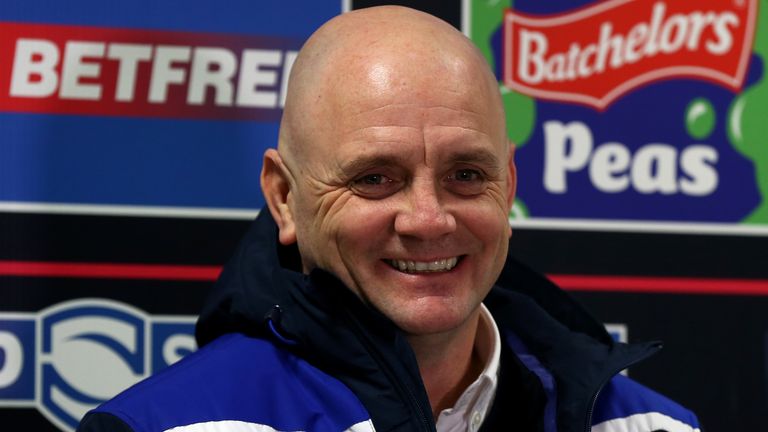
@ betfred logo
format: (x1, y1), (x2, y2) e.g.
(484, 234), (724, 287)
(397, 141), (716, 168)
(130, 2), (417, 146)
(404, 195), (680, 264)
(503, 0), (757, 110)
(0, 22), (300, 120)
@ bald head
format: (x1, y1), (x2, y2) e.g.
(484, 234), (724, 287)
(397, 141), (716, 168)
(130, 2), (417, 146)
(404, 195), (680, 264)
(278, 6), (506, 165)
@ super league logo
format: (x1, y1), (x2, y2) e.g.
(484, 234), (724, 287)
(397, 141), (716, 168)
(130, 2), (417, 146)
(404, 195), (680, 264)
(0, 299), (196, 431)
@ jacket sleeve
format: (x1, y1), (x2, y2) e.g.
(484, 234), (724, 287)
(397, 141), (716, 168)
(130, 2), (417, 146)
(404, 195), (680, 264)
(77, 412), (135, 432)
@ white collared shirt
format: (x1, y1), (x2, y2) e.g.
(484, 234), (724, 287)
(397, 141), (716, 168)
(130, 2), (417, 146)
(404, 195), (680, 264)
(435, 303), (501, 432)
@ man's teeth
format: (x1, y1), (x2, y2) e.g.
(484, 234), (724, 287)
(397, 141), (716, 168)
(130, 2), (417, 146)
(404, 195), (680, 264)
(389, 257), (459, 273)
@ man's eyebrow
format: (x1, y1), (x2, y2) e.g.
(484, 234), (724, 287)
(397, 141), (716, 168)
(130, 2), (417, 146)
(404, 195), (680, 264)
(337, 149), (503, 176)
(338, 154), (407, 176)
(448, 149), (502, 169)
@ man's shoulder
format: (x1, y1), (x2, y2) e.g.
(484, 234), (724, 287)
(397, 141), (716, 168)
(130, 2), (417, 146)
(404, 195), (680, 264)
(96, 332), (294, 412)
(592, 374), (701, 432)
(79, 332), (372, 432)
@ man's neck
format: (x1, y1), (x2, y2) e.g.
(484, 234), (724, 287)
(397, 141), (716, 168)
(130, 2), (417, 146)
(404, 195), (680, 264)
(407, 308), (485, 419)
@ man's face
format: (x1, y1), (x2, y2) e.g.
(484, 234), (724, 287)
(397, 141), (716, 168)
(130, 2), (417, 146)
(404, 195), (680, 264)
(284, 54), (515, 336)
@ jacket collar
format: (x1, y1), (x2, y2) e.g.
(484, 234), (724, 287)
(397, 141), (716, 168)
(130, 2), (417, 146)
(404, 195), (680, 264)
(196, 210), (660, 431)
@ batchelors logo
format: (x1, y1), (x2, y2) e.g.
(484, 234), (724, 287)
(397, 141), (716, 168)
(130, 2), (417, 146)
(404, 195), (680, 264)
(0, 299), (196, 431)
(503, 0), (757, 110)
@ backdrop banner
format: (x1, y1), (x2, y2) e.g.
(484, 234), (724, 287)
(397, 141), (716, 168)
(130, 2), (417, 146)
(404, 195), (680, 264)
(2, 1), (767, 431)
(0, 1), (342, 215)
(466, 0), (767, 234)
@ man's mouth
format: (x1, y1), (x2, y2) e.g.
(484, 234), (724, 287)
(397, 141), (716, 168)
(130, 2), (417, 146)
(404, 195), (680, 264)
(386, 256), (460, 273)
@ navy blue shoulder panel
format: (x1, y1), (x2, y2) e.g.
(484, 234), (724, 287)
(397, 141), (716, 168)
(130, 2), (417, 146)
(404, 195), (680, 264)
(78, 411), (134, 432)
(592, 374), (700, 429)
(89, 333), (371, 432)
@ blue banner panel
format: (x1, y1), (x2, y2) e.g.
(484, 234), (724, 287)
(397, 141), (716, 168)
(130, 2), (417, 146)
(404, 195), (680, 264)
(0, 1), (343, 213)
(467, 0), (768, 233)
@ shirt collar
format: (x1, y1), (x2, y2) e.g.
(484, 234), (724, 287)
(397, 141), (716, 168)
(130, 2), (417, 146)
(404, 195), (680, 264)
(435, 302), (501, 432)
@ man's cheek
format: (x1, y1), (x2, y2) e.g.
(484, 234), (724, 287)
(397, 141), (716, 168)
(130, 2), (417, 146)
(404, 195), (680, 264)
(461, 201), (507, 223)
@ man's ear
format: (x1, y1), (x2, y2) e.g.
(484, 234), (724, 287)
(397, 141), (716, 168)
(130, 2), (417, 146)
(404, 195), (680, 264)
(506, 142), (517, 237)
(506, 142), (517, 211)
(261, 149), (297, 245)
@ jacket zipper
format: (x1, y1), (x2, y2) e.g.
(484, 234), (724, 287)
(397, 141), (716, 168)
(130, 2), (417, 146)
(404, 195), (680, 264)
(583, 342), (662, 432)
(344, 309), (434, 432)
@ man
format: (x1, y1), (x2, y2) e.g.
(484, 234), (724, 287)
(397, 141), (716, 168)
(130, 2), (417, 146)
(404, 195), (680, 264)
(78, 6), (700, 432)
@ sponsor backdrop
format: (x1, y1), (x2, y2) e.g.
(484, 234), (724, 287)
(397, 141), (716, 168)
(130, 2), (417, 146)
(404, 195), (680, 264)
(0, 0), (766, 430)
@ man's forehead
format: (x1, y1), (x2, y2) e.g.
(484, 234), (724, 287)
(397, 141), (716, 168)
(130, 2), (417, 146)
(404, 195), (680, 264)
(339, 103), (491, 134)
(316, 68), (506, 171)
(332, 51), (485, 99)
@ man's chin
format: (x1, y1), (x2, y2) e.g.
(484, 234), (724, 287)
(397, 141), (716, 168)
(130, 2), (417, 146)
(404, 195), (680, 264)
(386, 302), (479, 337)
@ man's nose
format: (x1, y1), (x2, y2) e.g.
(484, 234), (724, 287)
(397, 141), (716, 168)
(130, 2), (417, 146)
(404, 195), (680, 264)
(393, 179), (457, 239)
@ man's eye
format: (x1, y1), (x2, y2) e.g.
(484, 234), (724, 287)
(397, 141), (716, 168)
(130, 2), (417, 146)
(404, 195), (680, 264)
(453, 169), (481, 182)
(448, 169), (484, 183)
(358, 174), (390, 185)
(445, 169), (486, 195)
(350, 173), (399, 198)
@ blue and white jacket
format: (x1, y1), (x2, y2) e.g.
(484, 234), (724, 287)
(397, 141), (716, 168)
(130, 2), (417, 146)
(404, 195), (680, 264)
(78, 212), (701, 432)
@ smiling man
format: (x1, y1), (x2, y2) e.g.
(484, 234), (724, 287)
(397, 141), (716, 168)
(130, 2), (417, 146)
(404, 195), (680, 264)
(79, 6), (700, 432)
(260, 6), (514, 418)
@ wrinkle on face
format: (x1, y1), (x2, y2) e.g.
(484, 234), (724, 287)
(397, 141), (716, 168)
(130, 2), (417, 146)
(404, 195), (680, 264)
(344, 105), (492, 135)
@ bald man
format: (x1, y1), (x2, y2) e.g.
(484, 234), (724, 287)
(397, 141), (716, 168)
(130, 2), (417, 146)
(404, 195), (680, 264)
(78, 7), (700, 432)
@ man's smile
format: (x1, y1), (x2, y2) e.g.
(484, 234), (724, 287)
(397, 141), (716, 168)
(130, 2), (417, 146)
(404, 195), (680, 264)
(386, 256), (461, 273)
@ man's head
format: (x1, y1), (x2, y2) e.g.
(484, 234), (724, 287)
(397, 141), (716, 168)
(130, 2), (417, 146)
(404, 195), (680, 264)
(261, 6), (516, 336)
